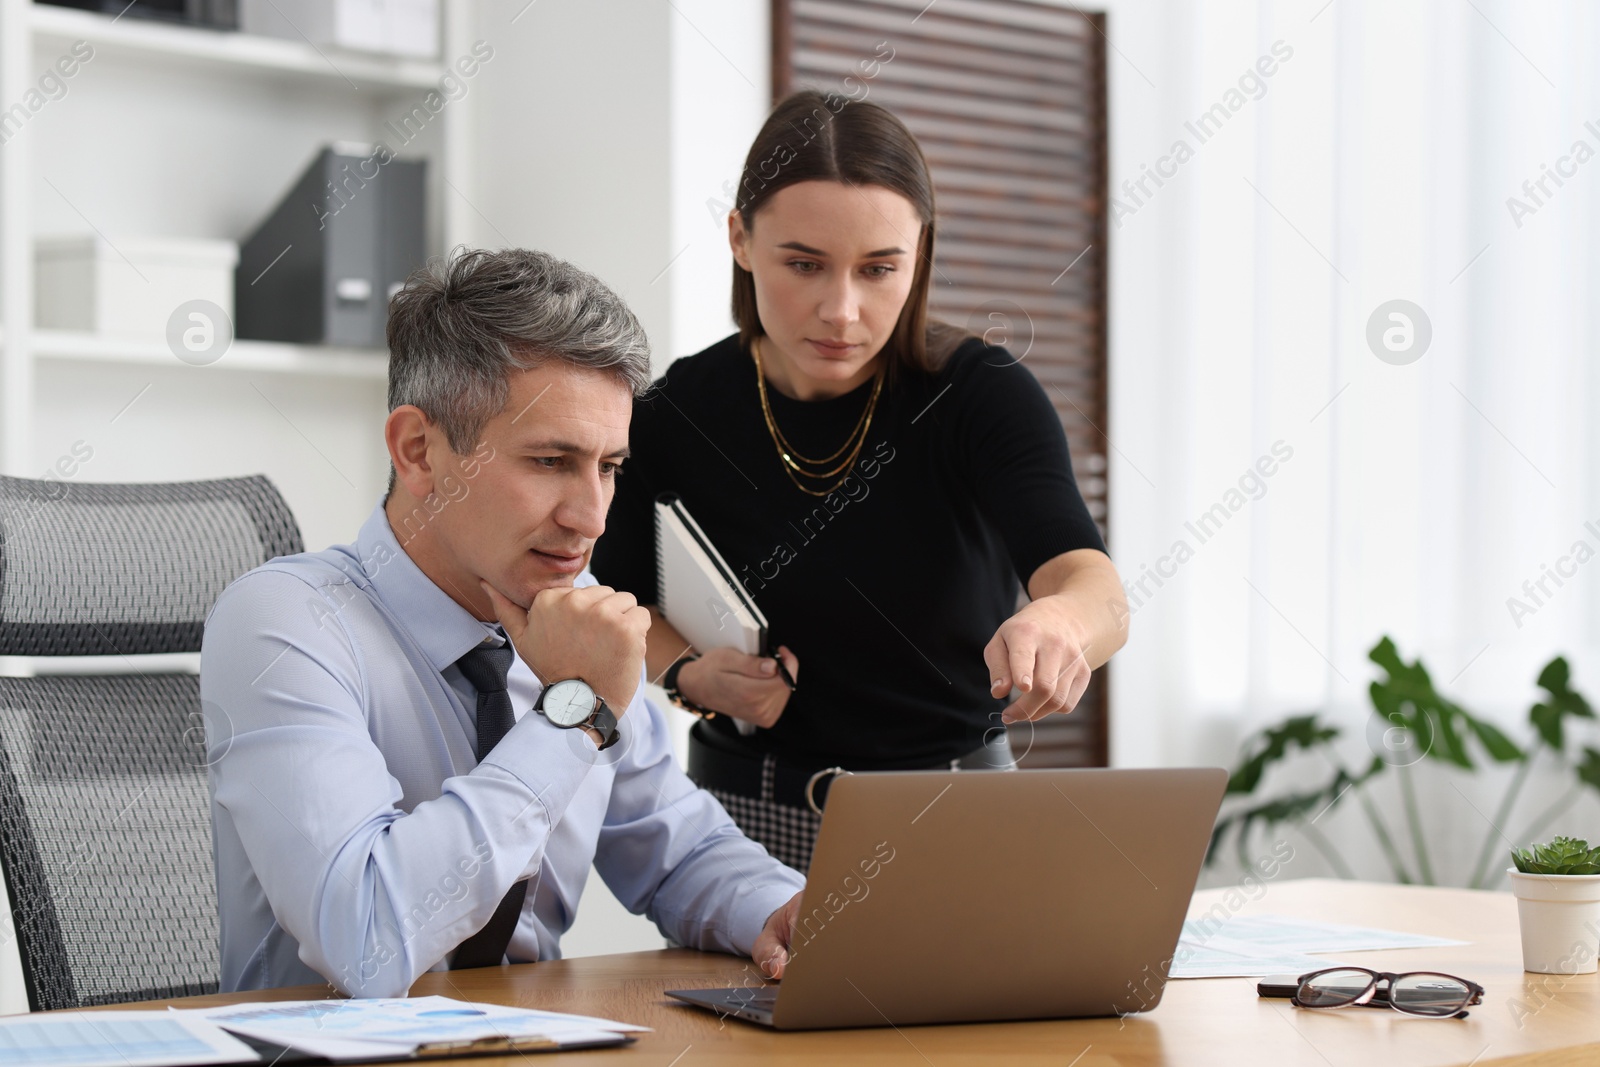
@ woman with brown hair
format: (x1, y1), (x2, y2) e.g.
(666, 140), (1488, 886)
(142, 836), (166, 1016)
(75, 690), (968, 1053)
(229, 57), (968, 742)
(590, 89), (1127, 873)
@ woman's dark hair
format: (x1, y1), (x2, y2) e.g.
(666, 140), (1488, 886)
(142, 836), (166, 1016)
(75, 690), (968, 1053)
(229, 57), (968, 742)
(731, 89), (968, 374)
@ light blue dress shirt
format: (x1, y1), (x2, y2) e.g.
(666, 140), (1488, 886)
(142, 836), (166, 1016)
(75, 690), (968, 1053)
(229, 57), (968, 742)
(201, 500), (804, 996)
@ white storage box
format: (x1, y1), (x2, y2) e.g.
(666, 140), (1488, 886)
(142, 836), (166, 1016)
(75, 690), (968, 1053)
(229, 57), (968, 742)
(35, 235), (239, 340)
(239, 0), (440, 59)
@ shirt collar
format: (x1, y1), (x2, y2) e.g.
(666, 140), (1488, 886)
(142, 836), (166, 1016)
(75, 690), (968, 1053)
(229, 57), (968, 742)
(355, 500), (504, 673)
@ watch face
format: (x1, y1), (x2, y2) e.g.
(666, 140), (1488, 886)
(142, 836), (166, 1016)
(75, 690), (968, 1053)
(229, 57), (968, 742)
(542, 679), (597, 727)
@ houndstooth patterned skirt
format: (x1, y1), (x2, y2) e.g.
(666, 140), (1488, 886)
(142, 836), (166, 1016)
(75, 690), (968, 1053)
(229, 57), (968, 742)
(694, 733), (1018, 874)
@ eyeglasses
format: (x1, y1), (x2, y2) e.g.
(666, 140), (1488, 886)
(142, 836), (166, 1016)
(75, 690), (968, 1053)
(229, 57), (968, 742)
(1290, 967), (1484, 1019)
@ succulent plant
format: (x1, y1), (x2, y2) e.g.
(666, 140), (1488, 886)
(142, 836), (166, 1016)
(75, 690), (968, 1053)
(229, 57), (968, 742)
(1510, 836), (1600, 875)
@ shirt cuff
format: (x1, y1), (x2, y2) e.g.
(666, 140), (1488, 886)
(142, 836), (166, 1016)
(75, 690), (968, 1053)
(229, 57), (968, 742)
(727, 870), (807, 957)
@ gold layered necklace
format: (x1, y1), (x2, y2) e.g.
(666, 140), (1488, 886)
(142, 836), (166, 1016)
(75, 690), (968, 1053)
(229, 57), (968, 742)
(753, 336), (885, 497)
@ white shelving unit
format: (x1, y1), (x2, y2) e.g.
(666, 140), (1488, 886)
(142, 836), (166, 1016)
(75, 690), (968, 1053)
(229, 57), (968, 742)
(33, 329), (390, 379)
(29, 4), (445, 91)
(0, 0), (470, 547)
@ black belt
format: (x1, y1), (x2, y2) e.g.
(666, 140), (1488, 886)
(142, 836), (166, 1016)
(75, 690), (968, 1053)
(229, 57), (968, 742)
(686, 721), (997, 814)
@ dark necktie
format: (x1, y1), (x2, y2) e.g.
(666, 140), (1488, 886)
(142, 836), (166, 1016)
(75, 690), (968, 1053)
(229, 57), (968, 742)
(457, 640), (516, 762)
(450, 636), (531, 969)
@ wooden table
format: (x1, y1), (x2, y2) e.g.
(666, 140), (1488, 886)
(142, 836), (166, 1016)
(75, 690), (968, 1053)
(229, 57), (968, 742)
(117, 879), (1599, 1066)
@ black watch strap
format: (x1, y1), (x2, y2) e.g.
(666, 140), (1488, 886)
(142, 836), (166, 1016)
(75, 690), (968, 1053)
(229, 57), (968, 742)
(589, 700), (621, 750)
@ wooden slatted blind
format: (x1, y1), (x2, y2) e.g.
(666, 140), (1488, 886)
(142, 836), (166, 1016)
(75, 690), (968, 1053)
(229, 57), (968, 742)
(776, 0), (1111, 767)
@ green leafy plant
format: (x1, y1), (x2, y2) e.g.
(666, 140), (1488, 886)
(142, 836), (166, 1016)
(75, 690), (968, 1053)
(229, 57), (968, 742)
(1511, 837), (1600, 876)
(1209, 636), (1600, 887)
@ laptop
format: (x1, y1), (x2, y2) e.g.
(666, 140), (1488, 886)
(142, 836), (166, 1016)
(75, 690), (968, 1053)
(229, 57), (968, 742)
(667, 767), (1226, 1030)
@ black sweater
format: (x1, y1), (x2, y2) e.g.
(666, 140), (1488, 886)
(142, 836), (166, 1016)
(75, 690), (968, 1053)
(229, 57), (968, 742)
(590, 332), (1107, 768)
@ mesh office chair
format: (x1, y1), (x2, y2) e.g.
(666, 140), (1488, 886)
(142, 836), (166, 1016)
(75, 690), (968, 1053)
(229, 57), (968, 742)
(0, 474), (303, 1010)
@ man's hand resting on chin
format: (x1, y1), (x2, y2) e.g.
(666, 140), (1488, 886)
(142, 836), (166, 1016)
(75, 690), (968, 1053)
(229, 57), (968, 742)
(752, 890), (805, 979)
(481, 580), (649, 714)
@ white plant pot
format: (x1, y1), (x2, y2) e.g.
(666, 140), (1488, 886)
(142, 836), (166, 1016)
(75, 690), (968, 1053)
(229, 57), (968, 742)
(1507, 869), (1600, 975)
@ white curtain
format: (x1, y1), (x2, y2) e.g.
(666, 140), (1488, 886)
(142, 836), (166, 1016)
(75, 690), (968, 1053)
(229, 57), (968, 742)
(1100, 0), (1600, 884)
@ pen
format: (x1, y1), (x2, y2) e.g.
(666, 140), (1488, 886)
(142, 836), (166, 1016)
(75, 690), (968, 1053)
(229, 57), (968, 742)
(772, 653), (797, 691)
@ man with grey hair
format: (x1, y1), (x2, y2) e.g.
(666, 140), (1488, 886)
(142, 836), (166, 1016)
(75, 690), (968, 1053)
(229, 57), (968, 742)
(201, 247), (806, 996)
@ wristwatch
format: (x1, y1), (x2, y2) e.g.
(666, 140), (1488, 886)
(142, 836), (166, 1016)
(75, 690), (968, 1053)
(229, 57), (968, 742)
(535, 679), (621, 750)
(661, 653), (715, 719)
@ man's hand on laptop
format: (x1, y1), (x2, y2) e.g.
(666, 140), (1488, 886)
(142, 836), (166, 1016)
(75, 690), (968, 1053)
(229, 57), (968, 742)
(482, 581), (650, 715)
(753, 890), (804, 980)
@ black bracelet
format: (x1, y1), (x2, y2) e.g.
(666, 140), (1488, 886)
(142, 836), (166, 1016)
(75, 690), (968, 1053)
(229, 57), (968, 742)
(661, 653), (715, 719)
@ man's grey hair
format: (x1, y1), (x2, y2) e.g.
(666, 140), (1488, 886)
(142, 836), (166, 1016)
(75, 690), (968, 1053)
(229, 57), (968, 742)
(384, 247), (652, 493)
